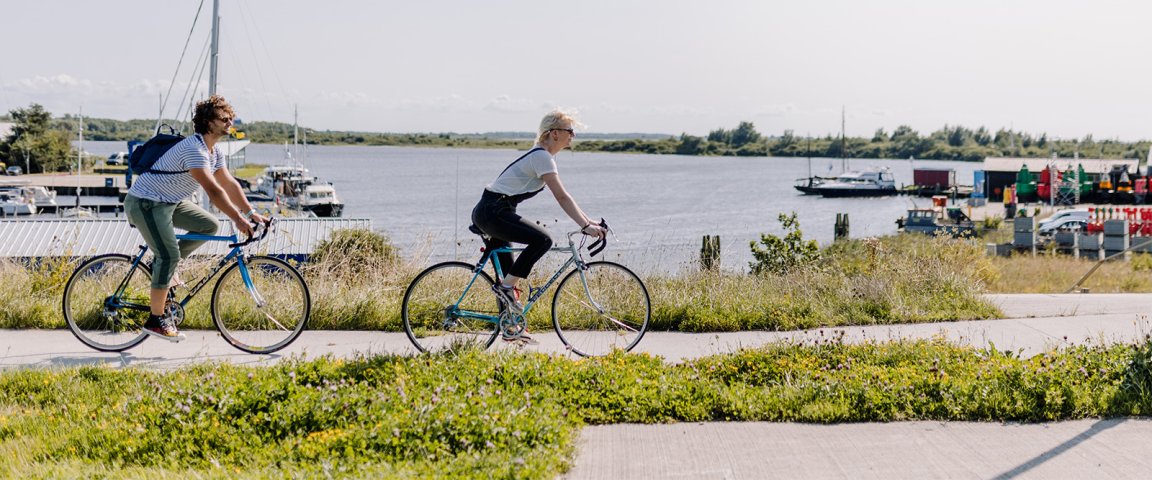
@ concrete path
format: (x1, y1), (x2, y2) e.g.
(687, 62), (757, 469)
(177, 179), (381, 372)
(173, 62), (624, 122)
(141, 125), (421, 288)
(3, 293), (1149, 370)
(3, 293), (1151, 478)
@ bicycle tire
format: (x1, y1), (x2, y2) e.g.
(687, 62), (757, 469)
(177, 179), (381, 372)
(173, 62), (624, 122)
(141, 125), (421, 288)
(402, 261), (500, 353)
(62, 254), (151, 352)
(210, 256), (310, 354)
(552, 261), (650, 357)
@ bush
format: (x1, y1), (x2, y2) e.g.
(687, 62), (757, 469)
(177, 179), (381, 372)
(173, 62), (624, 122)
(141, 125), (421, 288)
(309, 228), (398, 273)
(749, 212), (820, 275)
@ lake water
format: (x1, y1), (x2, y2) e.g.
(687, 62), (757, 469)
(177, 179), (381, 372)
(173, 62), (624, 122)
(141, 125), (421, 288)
(79, 141), (980, 274)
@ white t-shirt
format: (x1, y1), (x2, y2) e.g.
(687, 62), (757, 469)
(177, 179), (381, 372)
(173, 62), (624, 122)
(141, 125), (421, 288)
(485, 147), (558, 196)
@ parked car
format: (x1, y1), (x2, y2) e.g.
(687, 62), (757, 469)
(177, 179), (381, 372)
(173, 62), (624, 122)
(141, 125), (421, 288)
(1038, 209), (1089, 231)
(107, 152), (129, 166)
(1038, 216), (1088, 236)
(6, 166), (23, 176)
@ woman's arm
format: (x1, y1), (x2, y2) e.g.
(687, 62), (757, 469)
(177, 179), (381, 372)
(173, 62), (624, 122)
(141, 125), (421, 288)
(542, 172), (604, 236)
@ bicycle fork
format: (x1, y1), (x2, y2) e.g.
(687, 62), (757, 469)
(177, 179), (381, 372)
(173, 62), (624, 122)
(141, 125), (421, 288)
(237, 257), (290, 331)
(576, 267), (640, 334)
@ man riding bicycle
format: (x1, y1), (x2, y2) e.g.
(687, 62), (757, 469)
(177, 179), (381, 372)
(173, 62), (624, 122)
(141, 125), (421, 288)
(123, 95), (268, 341)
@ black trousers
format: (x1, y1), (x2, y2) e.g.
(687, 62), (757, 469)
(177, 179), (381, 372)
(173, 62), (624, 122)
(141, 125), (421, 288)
(471, 190), (553, 280)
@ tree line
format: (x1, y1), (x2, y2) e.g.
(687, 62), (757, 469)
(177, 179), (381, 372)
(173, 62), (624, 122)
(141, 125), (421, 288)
(2, 104), (1148, 174)
(576, 121), (1150, 161)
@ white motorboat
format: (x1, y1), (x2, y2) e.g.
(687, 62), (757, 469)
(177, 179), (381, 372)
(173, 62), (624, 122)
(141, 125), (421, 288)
(254, 164), (344, 218)
(815, 168), (899, 198)
(0, 186), (55, 216)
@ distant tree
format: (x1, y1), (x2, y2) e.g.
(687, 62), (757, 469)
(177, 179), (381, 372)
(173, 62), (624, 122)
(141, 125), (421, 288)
(729, 121), (762, 147)
(871, 128), (888, 143)
(974, 126), (992, 146)
(945, 125), (969, 147)
(707, 127), (731, 144)
(0, 104), (75, 173)
(777, 129), (796, 149)
(676, 134), (706, 155)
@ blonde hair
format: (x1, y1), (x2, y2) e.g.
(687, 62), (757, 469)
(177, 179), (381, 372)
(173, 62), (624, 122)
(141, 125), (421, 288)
(536, 110), (583, 144)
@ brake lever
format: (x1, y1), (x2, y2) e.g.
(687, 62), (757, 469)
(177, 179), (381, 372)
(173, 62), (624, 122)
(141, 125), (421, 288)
(228, 217), (275, 248)
(587, 218), (609, 257)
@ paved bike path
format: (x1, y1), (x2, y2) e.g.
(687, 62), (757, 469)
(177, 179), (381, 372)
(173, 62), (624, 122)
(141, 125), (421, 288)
(3, 293), (1152, 478)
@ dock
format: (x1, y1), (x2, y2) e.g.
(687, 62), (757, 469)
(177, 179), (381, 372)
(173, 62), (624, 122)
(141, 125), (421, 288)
(0, 172), (128, 197)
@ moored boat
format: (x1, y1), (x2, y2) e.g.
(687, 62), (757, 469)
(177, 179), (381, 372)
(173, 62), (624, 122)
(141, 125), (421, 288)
(815, 168), (898, 198)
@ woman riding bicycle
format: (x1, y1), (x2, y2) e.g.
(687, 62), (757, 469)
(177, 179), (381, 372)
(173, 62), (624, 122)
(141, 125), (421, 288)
(123, 95), (267, 342)
(471, 110), (607, 342)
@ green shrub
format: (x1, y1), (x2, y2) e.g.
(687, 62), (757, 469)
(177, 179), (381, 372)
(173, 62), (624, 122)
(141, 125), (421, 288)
(749, 212), (820, 275)
(309, 228), (399, 273)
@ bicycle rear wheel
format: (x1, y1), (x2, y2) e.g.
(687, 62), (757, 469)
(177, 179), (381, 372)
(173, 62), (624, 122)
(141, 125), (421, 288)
(62, 254), (151, 352)
(552, 261), (650, 357)
(211, 256), (310, 354)
(402, 261), (500, 353)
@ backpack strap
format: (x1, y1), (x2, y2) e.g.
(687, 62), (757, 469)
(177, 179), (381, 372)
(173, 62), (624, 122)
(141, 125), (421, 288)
(496, 147), (545, 178)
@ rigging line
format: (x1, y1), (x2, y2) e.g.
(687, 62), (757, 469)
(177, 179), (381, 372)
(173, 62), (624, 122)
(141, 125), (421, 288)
(158, 0), (207, 132)
(175, 33), (213, 129)
(234, 1), (277, 119)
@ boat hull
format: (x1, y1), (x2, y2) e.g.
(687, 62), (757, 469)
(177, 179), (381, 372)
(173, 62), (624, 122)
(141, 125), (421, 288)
(816, 187), (899, 198)
(303, 203), (344, 218)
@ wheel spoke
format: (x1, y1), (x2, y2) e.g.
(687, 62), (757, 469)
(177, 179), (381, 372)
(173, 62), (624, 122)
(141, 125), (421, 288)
(211, 257), (310, 353)
(62, 255), (150, 352)
(552, 262), (650, 357)
(403, 262), (500, 353)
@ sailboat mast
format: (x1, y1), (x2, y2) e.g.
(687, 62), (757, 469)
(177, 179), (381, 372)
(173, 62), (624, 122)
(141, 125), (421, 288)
(76, 109), (82, 209)
(806, 133), (812, 178)
(208, 0), (220, 96)
(840, 106), (847, 173)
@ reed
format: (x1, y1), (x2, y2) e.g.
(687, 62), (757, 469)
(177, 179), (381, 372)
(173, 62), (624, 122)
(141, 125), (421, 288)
(0, 232), (1007, 331)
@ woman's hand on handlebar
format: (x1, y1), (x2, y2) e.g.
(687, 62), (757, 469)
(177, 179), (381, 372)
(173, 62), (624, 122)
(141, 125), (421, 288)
(581, 222), (606, 238)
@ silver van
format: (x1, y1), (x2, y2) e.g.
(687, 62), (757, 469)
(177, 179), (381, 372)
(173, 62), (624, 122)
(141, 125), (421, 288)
(107, 152), (129, 165)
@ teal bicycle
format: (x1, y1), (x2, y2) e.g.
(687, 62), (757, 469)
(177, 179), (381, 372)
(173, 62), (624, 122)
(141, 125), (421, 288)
(401, 221), (650, 357)
(61, 220), (311, 354)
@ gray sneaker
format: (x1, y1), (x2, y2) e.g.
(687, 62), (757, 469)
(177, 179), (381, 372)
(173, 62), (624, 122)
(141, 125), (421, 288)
(142, 315), (187, 343)
(492, 284), (523, 313)
(501, 331), (539, 346)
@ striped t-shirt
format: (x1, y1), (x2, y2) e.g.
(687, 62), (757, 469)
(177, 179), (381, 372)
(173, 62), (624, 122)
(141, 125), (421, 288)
(127, 134), (225, 203)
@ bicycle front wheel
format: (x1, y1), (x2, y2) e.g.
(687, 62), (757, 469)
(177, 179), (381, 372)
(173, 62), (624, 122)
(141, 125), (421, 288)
(552, 261), (650, 357)
(211, 256), (310, 354)
(402, 261), (500, 353)
(62, 254), (151, 352)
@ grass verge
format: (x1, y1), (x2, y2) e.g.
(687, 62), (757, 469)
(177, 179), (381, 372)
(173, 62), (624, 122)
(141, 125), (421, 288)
(4, 338), (1152, 477)
(0, 233), (1003, 331)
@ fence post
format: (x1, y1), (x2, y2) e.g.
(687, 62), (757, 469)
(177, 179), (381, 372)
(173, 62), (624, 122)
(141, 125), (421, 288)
(834, 213), (850, 241)
(701, 235), (721, 270)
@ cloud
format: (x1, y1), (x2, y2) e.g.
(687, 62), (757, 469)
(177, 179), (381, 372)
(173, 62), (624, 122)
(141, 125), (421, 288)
(483, 94), (545, 114)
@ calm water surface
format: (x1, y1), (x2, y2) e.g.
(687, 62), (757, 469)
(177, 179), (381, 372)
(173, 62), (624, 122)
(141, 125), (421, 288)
(81, 141), (979, 274)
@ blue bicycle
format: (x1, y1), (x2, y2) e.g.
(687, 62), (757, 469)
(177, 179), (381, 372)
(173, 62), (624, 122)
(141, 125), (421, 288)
(401, 222), (650, 357)
(61, 220), (311, 354)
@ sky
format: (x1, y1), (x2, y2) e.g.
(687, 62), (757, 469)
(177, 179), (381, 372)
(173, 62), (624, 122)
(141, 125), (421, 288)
(3, 0), (1152, 140)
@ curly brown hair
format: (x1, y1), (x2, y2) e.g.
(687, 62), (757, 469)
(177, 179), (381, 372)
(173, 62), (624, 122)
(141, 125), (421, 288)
(191, 95), (235, 134)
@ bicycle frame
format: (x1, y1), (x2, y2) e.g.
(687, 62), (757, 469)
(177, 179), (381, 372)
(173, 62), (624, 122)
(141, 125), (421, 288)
(452, 231), (596, 324)
(110, 231), (264, 313)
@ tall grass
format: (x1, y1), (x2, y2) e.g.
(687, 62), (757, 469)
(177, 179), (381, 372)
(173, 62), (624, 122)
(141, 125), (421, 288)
(0, 232), (1006, 331)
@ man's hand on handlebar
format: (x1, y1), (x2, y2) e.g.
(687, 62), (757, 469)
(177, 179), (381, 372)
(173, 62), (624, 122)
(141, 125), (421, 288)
(235, 212), (271, 240)
(250, 212), (270, 228)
